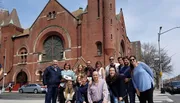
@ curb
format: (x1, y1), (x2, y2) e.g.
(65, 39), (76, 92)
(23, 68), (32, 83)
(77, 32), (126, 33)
(4, 91), (18, 93)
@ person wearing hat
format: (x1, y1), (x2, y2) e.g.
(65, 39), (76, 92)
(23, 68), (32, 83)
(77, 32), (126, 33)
(43, 60), (62, 103)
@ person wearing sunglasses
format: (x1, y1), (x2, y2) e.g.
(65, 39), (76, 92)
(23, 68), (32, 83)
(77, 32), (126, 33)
(121, 56), (136, 103)
(105, 56), (120, 77)
(129, 56), (154, 103)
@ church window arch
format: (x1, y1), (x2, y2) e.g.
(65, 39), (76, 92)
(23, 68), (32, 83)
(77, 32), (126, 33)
(43, 35), (64, 61)
(96, 41), (102, 56)
(18, 48), (28, 63)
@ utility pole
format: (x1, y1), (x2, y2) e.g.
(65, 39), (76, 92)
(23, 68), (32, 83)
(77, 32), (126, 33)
(158, 26), (180, 93)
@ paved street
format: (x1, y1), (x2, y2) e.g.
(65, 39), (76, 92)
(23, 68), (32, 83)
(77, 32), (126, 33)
(0, 90), (175, 103)
(168, 94), (180, 103)
(0, 92), (45, 103)
(0, 92), (45, 100)
(134, 90), (174, 103)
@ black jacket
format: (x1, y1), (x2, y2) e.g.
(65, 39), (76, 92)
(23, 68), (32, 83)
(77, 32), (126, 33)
(106, 74), (126, 98)
(43, 65), (62, 87)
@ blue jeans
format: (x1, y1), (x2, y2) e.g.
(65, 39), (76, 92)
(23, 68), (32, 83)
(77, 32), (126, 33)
(114, 97), (125, 103)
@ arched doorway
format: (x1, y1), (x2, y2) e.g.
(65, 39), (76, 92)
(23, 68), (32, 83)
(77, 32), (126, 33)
(38, 71), (43, 81)
(16, 71), (28, 85)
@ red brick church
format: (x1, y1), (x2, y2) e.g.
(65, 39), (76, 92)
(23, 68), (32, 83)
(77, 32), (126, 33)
(0, 0), (131, 87)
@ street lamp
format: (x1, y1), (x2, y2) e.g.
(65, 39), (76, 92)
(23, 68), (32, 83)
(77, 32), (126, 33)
(158, 26), (180, 93)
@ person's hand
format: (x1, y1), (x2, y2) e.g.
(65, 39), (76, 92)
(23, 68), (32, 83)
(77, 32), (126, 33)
(136, 89), (140, 96)
(119, 97), (123, 101)
(61, 78), (66, 82)
(124, 78), (129, 83)
(44, 85), (47, 88)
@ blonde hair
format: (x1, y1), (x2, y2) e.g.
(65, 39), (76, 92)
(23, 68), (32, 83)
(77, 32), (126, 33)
(64, 81), (75, 99)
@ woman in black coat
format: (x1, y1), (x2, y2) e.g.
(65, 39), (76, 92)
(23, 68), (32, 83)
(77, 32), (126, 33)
(106, 66), (127, 103)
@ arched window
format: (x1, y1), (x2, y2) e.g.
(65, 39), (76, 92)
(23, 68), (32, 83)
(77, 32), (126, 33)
(47, 12), (52, 18)
(97, 0), (100, 17)
(110, 3), (112, 10)
(96, 41), (102, 56)
(43, 35), (64, 61)
(47, 11), (56, 19)
(120, 40), (125, 56)
(52, 11), (56, 18)
(38, 71), (43, 81)
(19, 48), (28, 63)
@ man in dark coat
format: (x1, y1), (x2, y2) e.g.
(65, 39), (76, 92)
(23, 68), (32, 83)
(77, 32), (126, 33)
(43, 60), (62, 103)
(121, 57), (136, 103)
(84, 60), (94, 78)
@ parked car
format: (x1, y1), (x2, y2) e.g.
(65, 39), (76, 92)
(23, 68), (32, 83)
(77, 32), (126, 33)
(165, 81), (180, 94)
(18, 84), (46, 94)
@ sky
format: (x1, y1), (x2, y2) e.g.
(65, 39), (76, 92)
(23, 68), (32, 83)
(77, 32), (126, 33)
(2, 0), (180, 79)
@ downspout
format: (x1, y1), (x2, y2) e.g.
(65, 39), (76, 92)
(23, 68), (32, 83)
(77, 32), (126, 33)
(102, 1), (106, 66)
(76, 19), (79, 63)
(80, 20), (82, 57)
(11, 35), (15, 79)
(76, 19), (81, 62)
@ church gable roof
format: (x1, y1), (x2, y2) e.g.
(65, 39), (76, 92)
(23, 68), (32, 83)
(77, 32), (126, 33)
(72, 7), (83, 18)
(30, 0), (77, 29)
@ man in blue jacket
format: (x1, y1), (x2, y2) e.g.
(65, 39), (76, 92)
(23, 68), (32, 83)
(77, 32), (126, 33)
(120, 56), (136, 103)
(43, 60), (62, 103)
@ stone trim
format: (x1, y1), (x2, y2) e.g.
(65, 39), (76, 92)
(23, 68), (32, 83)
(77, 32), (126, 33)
(33, 25), (71, 52)
(12, 68), (31, 82)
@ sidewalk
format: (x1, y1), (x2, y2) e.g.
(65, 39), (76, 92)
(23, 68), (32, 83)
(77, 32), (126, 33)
(153, 89), (173, 103)
(0, 100), (44, 103)
(153, 89), (171, 96)
(4, 91), (18, 93)
(0, 90), (18, 94)
(0, 90), (174, 103)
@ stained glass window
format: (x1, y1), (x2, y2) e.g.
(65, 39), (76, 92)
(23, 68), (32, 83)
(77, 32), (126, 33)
(43, 35), (64, 61)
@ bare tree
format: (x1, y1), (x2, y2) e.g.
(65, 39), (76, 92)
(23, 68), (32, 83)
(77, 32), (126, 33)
(142, 43), (173, 89)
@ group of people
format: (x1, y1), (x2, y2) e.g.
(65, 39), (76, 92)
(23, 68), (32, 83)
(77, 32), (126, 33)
(43, 56), (154, 103)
